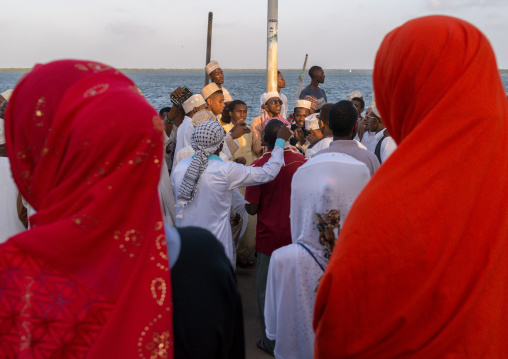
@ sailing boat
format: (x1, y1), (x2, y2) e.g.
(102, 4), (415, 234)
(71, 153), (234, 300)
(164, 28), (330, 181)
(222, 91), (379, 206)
(349, 69), (352, 73)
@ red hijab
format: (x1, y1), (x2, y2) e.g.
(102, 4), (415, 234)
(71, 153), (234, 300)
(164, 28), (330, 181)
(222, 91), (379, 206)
(2, 60), (173, 358)
(314, 16), (508, 358)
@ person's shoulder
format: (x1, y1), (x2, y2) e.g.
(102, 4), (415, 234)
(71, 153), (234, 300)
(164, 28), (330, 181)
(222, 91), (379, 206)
(285, 149), (307, 162)
(271, 244), (299, 264)
(251, 154), (269, 167)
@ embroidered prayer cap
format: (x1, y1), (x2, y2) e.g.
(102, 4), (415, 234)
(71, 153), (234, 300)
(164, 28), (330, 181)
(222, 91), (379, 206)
(192, 109), (216, 127)
(347, 91), (363, 101)
(1, 89), (13, 101)
(262, 116), (291, 129)
(262, 91), (280, 104)
(295, 99), (312, 110)
(201, 83), (221, 100)
(371, 106), (381, 119)
(205, 60), (221, 75)
(182, 94), (206, 114)
(176, 120), (225, 216)
(305, 114), (320, 130)
(304, 95), (319, 111)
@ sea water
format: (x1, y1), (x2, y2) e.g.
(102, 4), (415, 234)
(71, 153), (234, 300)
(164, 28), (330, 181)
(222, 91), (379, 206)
(2, 71), (508, 124)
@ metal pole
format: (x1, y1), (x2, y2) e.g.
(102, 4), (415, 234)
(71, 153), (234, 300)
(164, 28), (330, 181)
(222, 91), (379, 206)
(266, 0), (278, 92)
(293, 54), (308, 107)
(205, 12), (213, 86)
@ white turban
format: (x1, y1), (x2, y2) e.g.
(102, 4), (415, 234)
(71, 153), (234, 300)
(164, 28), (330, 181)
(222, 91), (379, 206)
(261, 91), (280, 104)
(347, 90), (363, 101)
(182, 94), (206, 114)
(205, 61), (220, 75)
(1, 89), (13, 101)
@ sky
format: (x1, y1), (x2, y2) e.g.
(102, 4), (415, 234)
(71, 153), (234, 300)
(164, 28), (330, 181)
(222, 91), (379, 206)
(2, 0), (508, 69)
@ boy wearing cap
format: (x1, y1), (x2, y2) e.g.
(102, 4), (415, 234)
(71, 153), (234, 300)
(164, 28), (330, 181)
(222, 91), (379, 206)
(205, 60), (231, 100)
(175, 94), (207, 155)
(251, 92), (284, 158)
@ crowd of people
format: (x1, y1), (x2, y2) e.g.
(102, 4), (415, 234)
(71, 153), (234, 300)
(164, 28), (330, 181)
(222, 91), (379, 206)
(0, 15), (507, 359)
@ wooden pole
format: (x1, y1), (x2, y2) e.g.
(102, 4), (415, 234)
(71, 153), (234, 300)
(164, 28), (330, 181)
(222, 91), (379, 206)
(293, 54), (308, 107)
(205, 12), (213, 86)
(266, 0), (278, 92)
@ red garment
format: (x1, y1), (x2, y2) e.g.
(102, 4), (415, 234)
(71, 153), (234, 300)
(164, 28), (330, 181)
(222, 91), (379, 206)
(2, 60), (173, 358)
(245, 147), (306, 255)
(314, 16), (508, 358)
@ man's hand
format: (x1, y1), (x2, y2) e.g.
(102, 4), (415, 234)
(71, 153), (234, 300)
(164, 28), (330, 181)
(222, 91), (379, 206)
(170, 87), (184, 103)
(308, 129), (323, 144)
(230, 212), (241, 226)
(229, 124), (251, 139)
(294, 127), (306, 145)
(233, 157), (247, 165)
(277, 125), (292, 142)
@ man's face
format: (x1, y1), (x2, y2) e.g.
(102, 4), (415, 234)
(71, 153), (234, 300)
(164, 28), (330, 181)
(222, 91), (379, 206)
(207, 92), (225, 115)
(277, 73), (286, 89)
(209, 68), (224, 85)
(314, 68), (325, 84)
(265, 97), (282, 116)
(231, 104), (248, 125)
(352, 100), (364, 116)
(367, 113), (380, 132)
(294, 108), (310, 128)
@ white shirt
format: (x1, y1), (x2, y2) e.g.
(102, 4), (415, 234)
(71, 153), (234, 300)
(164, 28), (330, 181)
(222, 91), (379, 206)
(361, 131), (378, 153)
(305, 137), (333, 159)
(0, 158), (25, 243)
(374, 130), (397, 163)
(175, 116), (194, 155)
(260, 92), (288, 119)
(171, 145), (285, 265)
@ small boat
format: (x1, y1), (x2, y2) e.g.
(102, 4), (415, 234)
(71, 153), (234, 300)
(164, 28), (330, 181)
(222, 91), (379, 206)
(349, 69), (352, 73)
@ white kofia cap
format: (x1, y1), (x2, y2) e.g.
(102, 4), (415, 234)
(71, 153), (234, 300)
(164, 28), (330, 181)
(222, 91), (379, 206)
(182, 94), (206, 114)
(261, 91), (280, 104)
(305, 114), (320, 130)
(201, 83), (221, 100)
(295, 99), (311, 110)
(192, 109), (216, 127)
(347, 90), (363, 101)
(371, 106), (381, 119)
(1, 89), (13, 101)
(205, 61), (221, 75)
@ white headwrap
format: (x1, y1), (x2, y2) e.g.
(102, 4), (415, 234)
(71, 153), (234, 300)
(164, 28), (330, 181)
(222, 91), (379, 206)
(261, 91), (280, 104)
(176, 120), (225, 217)
(1, 89), (13, 101)
(182, 94), (205, 114)
(264, 152), (371, 359)
(205, 61), (220, 75)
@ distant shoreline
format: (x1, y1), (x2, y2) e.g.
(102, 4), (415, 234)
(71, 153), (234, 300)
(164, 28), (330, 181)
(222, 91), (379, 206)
(1, 68), (507, 74)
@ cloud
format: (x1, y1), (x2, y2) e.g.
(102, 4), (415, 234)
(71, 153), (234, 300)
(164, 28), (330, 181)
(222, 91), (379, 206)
(428, 0), (506, 10)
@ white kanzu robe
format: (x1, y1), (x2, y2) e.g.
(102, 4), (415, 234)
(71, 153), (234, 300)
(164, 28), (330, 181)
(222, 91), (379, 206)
(171, 146), (285, 265)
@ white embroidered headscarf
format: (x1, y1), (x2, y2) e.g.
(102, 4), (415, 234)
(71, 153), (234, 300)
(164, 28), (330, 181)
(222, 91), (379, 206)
(176, 120), (224, 217)
(264, 152), (371, 359)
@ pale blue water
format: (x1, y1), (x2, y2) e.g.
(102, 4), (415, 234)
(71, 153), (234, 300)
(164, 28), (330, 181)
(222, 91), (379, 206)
(2, 71), (508, 123)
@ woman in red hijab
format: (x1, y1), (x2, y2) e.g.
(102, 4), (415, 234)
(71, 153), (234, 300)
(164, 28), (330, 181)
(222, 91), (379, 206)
(1, 60), (173, 358)
(314, 16), (508, 358)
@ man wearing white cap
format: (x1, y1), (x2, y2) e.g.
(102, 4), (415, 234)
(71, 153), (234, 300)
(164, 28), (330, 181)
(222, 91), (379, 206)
(0, 90), (26, 243)
(259, 71), (288, 118)
(205, 60), (231, 100)
(251, 91), (284, 158)
(366, 106), (397, 163)
(290, 99), (312, 151)
(305, 103), (335, 159)
(175, 94), (207, 156)
(201, 82), (225, 117)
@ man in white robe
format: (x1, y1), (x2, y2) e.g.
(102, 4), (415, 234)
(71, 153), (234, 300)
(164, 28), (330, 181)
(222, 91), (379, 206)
(175, 94), (206, 156)
(172, 120), (291, 266)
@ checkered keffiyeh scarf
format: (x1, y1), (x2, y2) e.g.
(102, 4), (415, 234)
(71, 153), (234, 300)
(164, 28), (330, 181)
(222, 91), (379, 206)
(176, 120), (225, 218)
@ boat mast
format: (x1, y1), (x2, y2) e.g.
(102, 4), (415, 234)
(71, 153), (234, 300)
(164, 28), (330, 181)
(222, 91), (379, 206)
(266, 0), (278, 92)
(204, 12), (213, 86)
